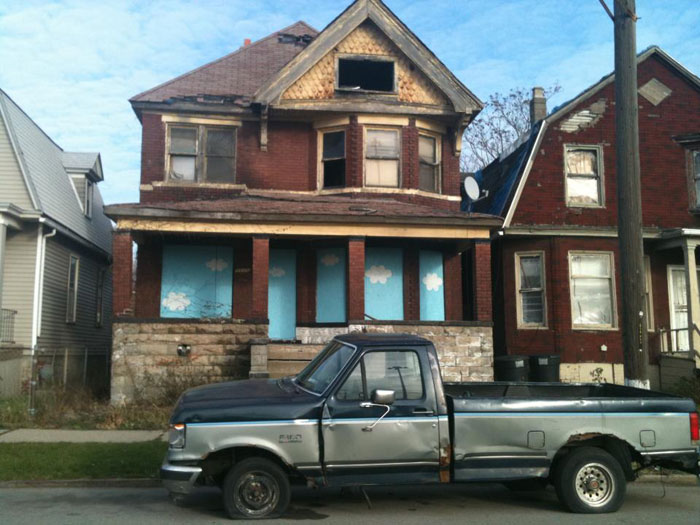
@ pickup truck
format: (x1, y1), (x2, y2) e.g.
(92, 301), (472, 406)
(161, 333), (700, 519)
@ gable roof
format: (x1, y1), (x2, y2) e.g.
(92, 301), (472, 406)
(62, 151), (103, 181)
(0, 89), (112, 254)
(130, 21), (318, 104)
(254, 0), (482, 113)
(474, 46), (700, 226)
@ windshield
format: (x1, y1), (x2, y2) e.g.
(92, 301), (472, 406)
(295, 341), (355, 394)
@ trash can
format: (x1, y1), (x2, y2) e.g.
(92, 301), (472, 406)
(528, 355), (561, 382)
(494, 356), (529, 382)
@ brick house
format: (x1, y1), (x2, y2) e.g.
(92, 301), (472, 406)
(473, 47), (700, 386)
(106, 0), (500, 402)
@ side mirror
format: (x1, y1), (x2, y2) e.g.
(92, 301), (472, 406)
(371, 389), (395, 406)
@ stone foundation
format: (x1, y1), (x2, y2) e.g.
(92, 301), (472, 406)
(111, 320), (267, 403)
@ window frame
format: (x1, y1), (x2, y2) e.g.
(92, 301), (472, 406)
(514, 251), (547, 329)
(335, 53), (397, 95)
(66, 254), (80, 324)
(165, 123), (238, 184)
(363, 126), (402, 188)
(84, 179), (94, 219)
(317, 127), (347, 189)
(418, 132), (442, 194)
(568, 251), (618, 330)
(563, 144), (605, 208)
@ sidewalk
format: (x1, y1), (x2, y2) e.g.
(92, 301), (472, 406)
(0, 428), (166, 443)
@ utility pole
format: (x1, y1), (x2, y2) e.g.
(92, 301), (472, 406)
(614, 0), (649, 388)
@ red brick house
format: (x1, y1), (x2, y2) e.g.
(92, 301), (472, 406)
(106, 0), (500, 402)
(474, 47), (700, 386)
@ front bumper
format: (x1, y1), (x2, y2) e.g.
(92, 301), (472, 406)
(160, 461), (202, 495)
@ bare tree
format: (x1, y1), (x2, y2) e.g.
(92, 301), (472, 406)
(461, 85), (560, 172)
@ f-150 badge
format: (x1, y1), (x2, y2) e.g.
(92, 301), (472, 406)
(279, 434), (302, 443)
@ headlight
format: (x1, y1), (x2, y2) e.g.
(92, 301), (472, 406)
(168, 423), (186, 448)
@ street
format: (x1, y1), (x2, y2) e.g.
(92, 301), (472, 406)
(1, 482), (698, 524)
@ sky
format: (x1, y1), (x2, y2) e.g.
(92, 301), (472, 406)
(1, 0), (699, 205)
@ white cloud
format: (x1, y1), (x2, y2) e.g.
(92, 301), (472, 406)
(206, 258), (229, 272)
(366, 265), (392, 285)
(321, 253), (340, 267)
(162, 291), (190, 311)
(422, 272), (443, 292)
(269, 266), (286, 278)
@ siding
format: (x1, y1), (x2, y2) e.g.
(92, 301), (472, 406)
(2, 224), (38, 347)
(0, 112), (34, 210)
(37, 234), (112, 351)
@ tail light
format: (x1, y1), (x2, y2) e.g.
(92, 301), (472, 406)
(691, 412), (699, 441)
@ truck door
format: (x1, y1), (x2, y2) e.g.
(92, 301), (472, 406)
(321, 347), (440, 485)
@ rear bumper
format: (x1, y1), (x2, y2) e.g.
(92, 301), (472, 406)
(641, 448), (700, 477)
(160, 461), (202, 495)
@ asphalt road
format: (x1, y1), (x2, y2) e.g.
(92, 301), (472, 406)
(0, 482), (698, 524)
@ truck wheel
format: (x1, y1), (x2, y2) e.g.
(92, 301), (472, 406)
(222, 457), (290, 519)
(554, 447), (626, 514)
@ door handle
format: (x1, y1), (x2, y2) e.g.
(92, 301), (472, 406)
(412, 408), (434, 416)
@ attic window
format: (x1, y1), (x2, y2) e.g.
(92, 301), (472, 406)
(338, 57), (395, 93)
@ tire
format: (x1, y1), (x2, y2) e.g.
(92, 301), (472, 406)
(502, 478), (548, 491)
(222, 457), (291, 520)
(554, 447), (626, 514)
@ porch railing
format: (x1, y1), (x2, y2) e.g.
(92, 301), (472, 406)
(658, 324), (700, 359)
(0, 309), (17, 344)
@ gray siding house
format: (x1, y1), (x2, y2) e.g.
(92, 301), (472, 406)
(0, 89), (113, 396)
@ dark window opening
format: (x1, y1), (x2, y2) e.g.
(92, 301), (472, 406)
(338, 58), (394, 92)
(322, 131), (346, 188)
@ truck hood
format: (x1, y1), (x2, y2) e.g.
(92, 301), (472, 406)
(170, 377), (323, 424)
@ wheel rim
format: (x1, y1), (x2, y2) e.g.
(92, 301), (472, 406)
(233, 471), (280, 517)
(574, 462), (615, 508)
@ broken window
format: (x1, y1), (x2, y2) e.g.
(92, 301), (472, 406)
(321, 130), (346, 188)
(168, 125), (237, 183)
(418, 134), (440, 193)
(569, 252), (615, 328)
(565, 146), (603, 206)
(338, 58), (395, 92)
(516, 252), (546, 327)
(365, 129), (400, 187)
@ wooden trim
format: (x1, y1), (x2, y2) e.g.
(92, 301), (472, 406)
(161, 114), (242, 126)
(357, 115), (409, 126)
(117, 218), (491, 240)
(313, 117), (351, 129)
(514, 251), (547, 329)
(415, 119), (446, 133)
(568, 250), (618, 331)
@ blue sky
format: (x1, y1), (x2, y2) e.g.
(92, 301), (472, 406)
(1, 0), (699, 204)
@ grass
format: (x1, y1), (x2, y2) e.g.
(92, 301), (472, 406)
(0, 441), (168, 481)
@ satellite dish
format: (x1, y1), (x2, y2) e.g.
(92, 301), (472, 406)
(464, 175), (481, 201)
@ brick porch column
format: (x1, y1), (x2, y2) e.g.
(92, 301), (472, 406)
(251, 236), (270, 320)
(444, 249), (463, 321)
(348, 237), (365, 321)
(113, 231), (134, 317)
(472, 240), (492, 322)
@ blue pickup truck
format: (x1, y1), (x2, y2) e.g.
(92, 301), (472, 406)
(161, 333), (700, 519)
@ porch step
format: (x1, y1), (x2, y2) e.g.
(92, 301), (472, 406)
(267, 343), (324, 378)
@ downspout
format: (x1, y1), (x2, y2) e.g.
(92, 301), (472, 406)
(30, 218), (56, 349)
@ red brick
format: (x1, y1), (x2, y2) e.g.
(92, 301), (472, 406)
(348, 238), (365, 321)
(112, 231), (134, 317)
(251, 237), (269, 320)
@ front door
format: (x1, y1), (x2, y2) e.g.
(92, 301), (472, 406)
(667, 265), (700, 351)
(321, 347), (440, 485)
(268, 249), (296, 340)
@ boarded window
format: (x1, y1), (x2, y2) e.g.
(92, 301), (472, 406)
(168, 125), (237, 183)
(418, 135), (440, 193)
(365, 247), (403, 320)
(365, 129), (400, 187)
(516, 253), (545, 327)
(338, 58), (395, 92)
(569, 253), (615, 328)
(322, 131), (346, 188)
(565, 147), (602, 206)
(66, 255), (80, 323)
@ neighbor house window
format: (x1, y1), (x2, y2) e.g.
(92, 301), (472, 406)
(167, 125), (237, 183)
(515, 252), (546, 327)
(569, 252), (616, 329)
(84, 180), (94, 218)
(365, 129), (400, 187)
(95, 268), (105, 327)
(337, 57), (395, 93)
(418, 134), (441, 193)
(321, 130), (346, 188)
(565, 145), (603, 207)
(66, 255), (80, 323)
(693, 151), (700, 208)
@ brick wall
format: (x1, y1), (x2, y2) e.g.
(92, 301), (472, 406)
(347, 238), (365, 320)
(251, 237), (269, 320)
(472, 241), (492, 322)
(112, 231), (133, 317)
(135, 240), (161, 318)
(402, 120), (418, 189)
(403, 248), (419, 320)
(111, 320), (267, 403)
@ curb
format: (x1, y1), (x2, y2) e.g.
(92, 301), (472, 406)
(0, 478), (161, 489)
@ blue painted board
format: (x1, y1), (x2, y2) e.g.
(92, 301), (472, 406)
(365, 247), (403, 320)
(316, 247), (347, 323)
(419, 250), (445, 321)
(268, 249), (297, 340)
(160, 245), (233, 318)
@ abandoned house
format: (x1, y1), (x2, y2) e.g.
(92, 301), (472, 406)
(472, 47), (700, 387)
(0, 89), (113, 397)
(106, 0), (501, 402)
